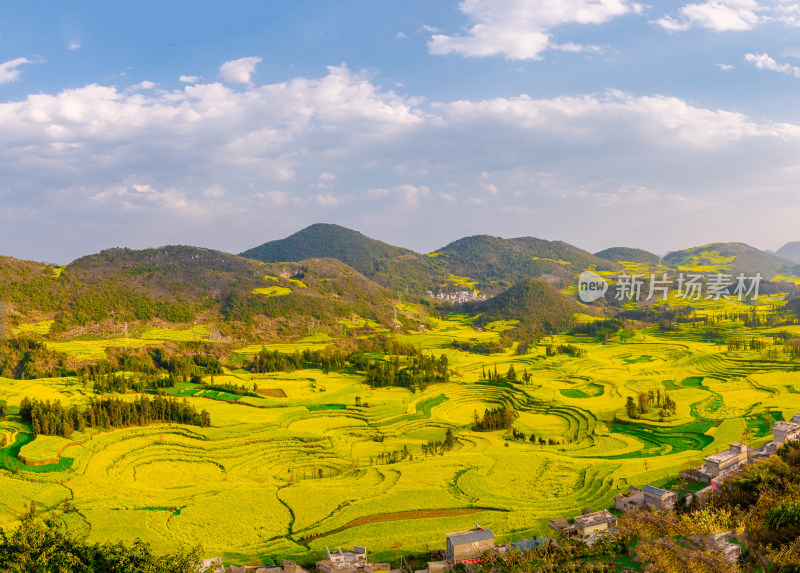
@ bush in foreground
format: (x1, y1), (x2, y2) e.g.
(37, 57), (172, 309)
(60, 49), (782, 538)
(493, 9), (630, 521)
(0, 518), (199, 573)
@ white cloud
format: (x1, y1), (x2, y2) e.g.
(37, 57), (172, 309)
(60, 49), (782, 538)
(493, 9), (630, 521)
(256, 190), (289, 205)
(4, 62), (800, 261)
(203, 184), (226, 198)
(0, 57), (35, 85)
(396, 32), (408, 39)
(481, 182), (499, 194)
(783, 47), (800, 58)
(219, 56), (262, 85)
(365, 188), (390, 199)
(716, 63), (735, 70)
(315, 193), (341, 206)
(656, 0), (800, 32)
(745, 52), (800, 77)
(130, 81), (156, 91)
(179, 75), (200, 83)
(429, 0), (642, 60)
(67, 42), (81, 51)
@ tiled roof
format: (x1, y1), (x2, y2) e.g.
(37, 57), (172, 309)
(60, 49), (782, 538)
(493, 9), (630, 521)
(448, 529), (494, 547)
(643, 485), (669, 496)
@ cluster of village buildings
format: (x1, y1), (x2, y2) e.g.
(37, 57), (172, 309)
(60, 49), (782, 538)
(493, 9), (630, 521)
(199, 415), (800, 573)
(426, 290), (488, 303)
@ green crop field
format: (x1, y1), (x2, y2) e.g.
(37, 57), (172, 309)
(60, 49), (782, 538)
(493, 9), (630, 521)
(2, 295), (800, 567)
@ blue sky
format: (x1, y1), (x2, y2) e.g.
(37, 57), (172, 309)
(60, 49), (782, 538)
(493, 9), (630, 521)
(2, 0), (800, 263)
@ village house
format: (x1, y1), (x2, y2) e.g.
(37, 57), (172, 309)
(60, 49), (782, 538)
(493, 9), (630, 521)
(445, 527), (495, 562)
(704, 442), (753, 477)
(682, 441), (757, 484)
(614, 486), (644, 511)
(755, 416), (800, 459)
(642, 485), (677, 510)
(316, 546), (390, 573)
(573, 509), (617, 541)
(548, 518), (578, 539)
(615, 485), (677, 511)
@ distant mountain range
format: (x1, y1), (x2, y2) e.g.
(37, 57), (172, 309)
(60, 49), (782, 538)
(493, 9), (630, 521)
(242, 223), (619, 291)
(777, 241), (800, 264)
(2, 224), (800, 343)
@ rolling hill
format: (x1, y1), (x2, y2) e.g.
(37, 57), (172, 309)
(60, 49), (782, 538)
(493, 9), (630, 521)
(776, 241), (800, 264)
(464, 277), (581, 341)
(430, 235), (619, 290)
(663, 242), (800, 281)
(240, 223), (441, 292)
(0, 246), (401, 341)
(594, 247), (666, 266)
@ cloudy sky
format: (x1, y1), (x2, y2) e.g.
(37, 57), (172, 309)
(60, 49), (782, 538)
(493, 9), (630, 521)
(2, 0), (800, 263)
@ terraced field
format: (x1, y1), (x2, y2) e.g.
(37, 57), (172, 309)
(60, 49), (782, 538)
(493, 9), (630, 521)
(1, 309), (800, 566)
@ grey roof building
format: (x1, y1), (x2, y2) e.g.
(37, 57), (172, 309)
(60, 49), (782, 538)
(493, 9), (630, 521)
(643, 485), (677, 510)
(445, 528), (495, 562)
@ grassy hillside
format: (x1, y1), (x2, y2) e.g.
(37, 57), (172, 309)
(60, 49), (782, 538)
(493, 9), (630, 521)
(465, 277), (581, 341)
(594, 246), (666, 266)
(0, 247), (402, 343)
(664, 242), (800, 281)
(430, 235), (618, 291)
(240, 224), (442, 292)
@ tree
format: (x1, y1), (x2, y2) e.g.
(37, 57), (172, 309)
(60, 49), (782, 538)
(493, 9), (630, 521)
(625, 396), (638, 419)
(444, 428), (455, 450)
(638, 392), (650, 416)
(0, 518), (200, 572)
(506, 364), (517, 382)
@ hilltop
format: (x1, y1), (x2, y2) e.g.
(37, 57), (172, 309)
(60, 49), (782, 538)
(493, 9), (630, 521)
(594, 247), (666, 266)
(240, 223), (441, 292)
(664, 242), (800, 281)
(776, 241), (800, 264)
(430, 235), (618, 290)
(465, 277), (581, 342)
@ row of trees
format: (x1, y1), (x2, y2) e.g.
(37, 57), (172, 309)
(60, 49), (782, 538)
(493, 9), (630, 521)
(480, 364), (532, 384)
(473, 406), (515, 431)
(363, 353), (449, 389)
(546, 344), (587, 358)
(91, 372), (178, 394)
(249, 347), (349, 373)
(18, 395), (210, 438)
(726, 337), (771, 351)
(625, 390), (677, 419)
(249, 344), (450, 391)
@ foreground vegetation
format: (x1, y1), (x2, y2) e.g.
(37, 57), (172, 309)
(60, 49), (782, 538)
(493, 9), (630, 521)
(0, 517), (198, 572)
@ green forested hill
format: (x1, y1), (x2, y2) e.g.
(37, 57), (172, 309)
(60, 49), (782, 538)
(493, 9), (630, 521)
(240, 223), (442, 292)
(430, 235), (618, 289)
(594, 246), (666, 266)
(664, 242), (800, 280)
(464, 277), (581, 341)
(0, 247), (399, 339)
